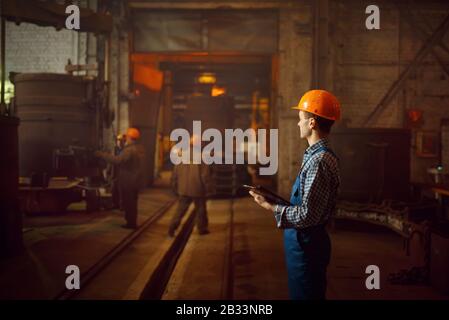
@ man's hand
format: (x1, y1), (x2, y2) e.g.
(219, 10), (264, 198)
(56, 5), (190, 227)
(249, 190), (276, 211)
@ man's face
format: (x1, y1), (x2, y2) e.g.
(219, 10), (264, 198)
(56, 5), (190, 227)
(126, 136), (133, 145)
(116, 137), (123, 148)
(297, 111), (313, 139)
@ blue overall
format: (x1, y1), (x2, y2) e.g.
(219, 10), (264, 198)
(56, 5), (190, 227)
(283, 146), (336, 300)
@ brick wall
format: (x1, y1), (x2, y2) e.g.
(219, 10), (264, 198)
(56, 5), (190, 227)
(2, 21), (86, 76)
(0, 0), (93, 77)
(331, 0), (449, 183)
(277, 0), (449, 194)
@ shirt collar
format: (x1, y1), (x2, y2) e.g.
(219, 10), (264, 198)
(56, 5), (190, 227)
(305, 137), (329, 155)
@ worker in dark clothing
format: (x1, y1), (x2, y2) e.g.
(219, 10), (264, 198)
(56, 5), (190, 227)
(250, 90), (341, 300)
(168, 136), (214, 237)
(96, 127), (145, 229)
(111, 133), (126, 209)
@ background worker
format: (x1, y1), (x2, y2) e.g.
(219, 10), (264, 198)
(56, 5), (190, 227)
(250, 89), (341, 300)
(168, 135), (214, 237)
(96, 127), (145, 229)
(110, 133), (126, 209)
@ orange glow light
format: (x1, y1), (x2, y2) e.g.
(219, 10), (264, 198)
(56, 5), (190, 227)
(212, 86), (226, 96)
(133, 64), (163, 91)
(408, 109), (423, 123)
(198, 73), (216, 84)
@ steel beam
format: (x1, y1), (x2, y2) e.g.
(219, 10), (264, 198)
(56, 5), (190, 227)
(399, 4), (449, 79)
(363, 13), (449, 126)
(410, 0), (449, 57)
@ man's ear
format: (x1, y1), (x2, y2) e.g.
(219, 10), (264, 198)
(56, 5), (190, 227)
(308, 117), (316, 129)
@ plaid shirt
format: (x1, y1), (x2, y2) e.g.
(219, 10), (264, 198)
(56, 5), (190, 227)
(274, 138), (340, 229)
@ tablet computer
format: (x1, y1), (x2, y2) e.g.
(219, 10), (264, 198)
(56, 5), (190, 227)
(243, 184), (292, 206)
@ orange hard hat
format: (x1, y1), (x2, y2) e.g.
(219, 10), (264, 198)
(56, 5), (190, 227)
(126, 127), (140, 140)
(292, 89), (341, 121)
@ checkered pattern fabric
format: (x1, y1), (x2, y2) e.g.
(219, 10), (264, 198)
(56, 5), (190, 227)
(274, 138), (340, 229)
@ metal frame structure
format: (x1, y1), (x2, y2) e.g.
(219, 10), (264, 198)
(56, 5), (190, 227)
(363, 7), (449, 126)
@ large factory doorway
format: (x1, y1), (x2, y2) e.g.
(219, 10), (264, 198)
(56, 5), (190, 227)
(129, 9), (279, 192)
(128, 64), (163, 187)
(130, 53), (278, 193)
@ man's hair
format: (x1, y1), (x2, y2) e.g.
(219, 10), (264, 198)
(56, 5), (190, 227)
(303, 111), (335, 134)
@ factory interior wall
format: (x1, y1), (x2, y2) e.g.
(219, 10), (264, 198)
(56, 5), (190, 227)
(276, 0), (449, 196)
(276, 3), (314, 198)
(0, 0), (95, 77)
(106, 1), (130, 152)
(330, 0), (449, 185)
(5, 0), (449, 191)
(1, 21), (86, 76)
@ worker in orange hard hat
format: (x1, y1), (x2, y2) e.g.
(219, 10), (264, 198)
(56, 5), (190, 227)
(249, 89), (341, 300)
(96, 127), (145, 229)
(168, 134), (214, 237)
(126, 127), (140, 140)
(110, 133), (127, 209)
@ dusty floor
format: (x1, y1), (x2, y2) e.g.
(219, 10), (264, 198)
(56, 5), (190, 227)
(327, 220), (446, 300)
(0, 188), (175, 299)
(160, 197), (449, 300)
(0, 187), (448, 300)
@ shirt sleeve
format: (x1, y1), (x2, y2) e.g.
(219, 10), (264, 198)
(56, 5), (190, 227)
(274, 160), (333, 229)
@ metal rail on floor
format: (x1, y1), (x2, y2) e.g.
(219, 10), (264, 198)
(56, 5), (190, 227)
(139, 205), (196, 300)
(58, 197), (237, 300)
(54, 199), (177, 300)
(221, 197), (235, 299)
(140, 197), (236, 300)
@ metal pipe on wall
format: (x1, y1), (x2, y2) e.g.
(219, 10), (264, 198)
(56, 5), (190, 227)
(105, 34), (110, 83)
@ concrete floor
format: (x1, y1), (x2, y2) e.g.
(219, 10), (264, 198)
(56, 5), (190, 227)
(0, 188), (175, 299)
(1, 185), (448, 300)
(161, 197), (449, 300)
(163, 199), (234, 300)
(74, 195), (192, 300)
(327, 220), (447, 300)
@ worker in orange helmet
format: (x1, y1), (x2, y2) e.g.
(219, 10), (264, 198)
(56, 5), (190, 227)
(168, 134), (214, 237)
(110, 133), (127, 209)
(249, 89), (341, 300)
(96, 127), (145, 229)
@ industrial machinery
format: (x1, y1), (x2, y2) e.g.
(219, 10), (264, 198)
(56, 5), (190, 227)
(330, 125), (411, 202)
(11, 72), (108, 214)
(0, 115), (22, 257)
